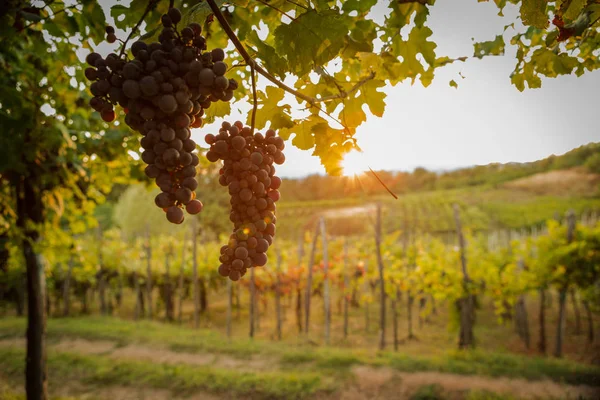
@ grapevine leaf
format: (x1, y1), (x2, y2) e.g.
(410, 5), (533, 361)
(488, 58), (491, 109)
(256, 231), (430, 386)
(184, 0), (227, 26)
(247, 31), (288, 79)
(560, 0), (587, 23)
(340, 97), (367, 129)
(520, 0), (549, 29)
(449, 80), (458, 88)
(274, 9), (352, 77)
(473, 35), (506, 58)
(342, 0), (378, 14)
(204, 100), (231, 124)
(360, 79), (386, 117)
(246, 86), (294, 131)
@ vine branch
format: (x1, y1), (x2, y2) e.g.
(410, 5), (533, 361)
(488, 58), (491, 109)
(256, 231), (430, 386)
(205, 0), (375, 108)
(119, 0), (160, 57)
(250, 65), (258, 136)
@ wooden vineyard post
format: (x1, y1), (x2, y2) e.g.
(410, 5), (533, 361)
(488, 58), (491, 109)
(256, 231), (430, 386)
(554, 210), (575, 358)
(570, 289), (582, 335)
(97, 226), (107, 315)
(375, 203), (386, 350)
(177, 232), (186, 324)
(62, 245), (74, 317)
(343, 238), (349, 340)
(364, 260), (370, 332)
(250, 266), (256, 338)
(321, 217), (331, 345)
(275, 250), (283, 341)
(164, 244), (174, 322)
(226, 278), (232, 339)
(514, 258), (531, 349)
(304, 222), (320, 335)
(145, 225), (153, 319)
(192, 218), (200, 329)
(296, 233), (304, 333)
(583, 300), (594, 343)
(133, 270), (141, 320)
(453, 204), (475, 349)
(393, 287), (400, 350)
(538, 288), (547, 354)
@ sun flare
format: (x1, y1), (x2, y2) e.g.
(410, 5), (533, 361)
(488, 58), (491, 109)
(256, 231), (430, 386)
(341, 150), (370, 176)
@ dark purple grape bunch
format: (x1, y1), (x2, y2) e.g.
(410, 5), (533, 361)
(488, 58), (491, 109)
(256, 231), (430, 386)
(204, 121), (285, 281)
(84, 7), (239, 224)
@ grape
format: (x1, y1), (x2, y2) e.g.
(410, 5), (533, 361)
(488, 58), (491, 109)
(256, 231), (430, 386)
(163, 148), (180, 166)
(213, 62), (227, 76)
(122, 80), (141, 99)
(179, 151), (192, 166)
(211, 48), (225, 62)
(205, 123), (285, 280)
(101, 109), (116, 122)
(86, 52), (101, 66)
(167, 7), (182, 24)
(155, 192), (175, 208)
(160, 127), (176, 141)
(166, 206), (184, 224)
(145, 165), (161, 178)
(218, 264), (230, 277)
(85, 8), (238, 225)
(186, 199), (203, 214)
(140, 76), (159, 96)
(158, 94), (178, 113)
(175, 187), (193, 204)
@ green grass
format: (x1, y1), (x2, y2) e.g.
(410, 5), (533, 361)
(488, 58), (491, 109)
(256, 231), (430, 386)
(0, 346), (330, 400)
(1, 317), (599, 388)
(410, 384), (445, 400)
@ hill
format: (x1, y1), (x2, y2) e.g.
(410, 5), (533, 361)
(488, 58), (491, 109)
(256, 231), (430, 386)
(274, 143), (600, 238)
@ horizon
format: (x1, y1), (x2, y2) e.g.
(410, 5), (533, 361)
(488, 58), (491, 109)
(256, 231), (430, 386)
(279, 141), (598, 179)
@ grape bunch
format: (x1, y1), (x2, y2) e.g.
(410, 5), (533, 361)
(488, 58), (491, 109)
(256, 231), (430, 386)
(84, 7), (238, 224)
(205, 121), (285, 281)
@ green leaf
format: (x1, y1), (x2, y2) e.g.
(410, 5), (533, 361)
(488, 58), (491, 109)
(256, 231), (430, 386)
(449, 80), (458, 88)
(473, 35), (505, 58)
(342, 0), (378, 14)
(520, 0), (549, 29)
(247, 31), (288, 79)
(559, 0), (587, 23)
(203, 100), (231, 124)
(246, 86), (294, 131)
(360, 79), (386, 117)
(274, 9), (352, 77)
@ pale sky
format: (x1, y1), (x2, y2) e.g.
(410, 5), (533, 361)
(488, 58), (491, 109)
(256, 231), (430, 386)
(95, 0), (600, 178)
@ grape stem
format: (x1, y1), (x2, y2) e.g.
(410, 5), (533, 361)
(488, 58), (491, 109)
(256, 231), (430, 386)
(119, 0), (161, 57)
(204, 0), (376, 107)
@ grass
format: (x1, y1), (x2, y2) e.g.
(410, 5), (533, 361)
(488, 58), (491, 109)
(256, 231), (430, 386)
(1, 316), (599, 389)
(0, 346), (330, 400)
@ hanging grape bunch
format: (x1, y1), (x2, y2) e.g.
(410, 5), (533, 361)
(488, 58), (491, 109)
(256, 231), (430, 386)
(205, 121), (285, 281)
(85, 7), (238, 224)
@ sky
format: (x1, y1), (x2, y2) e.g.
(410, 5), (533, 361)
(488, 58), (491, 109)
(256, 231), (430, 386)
(244, 0), (600, 177)
(96, 0), (600, 178)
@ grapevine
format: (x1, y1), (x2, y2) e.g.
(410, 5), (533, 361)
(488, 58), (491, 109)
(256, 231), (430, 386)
(205, 121), (285, 281)
(85, 7), (238, 224)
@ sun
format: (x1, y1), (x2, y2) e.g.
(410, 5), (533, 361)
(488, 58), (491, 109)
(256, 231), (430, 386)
(341, 150), (370, 176)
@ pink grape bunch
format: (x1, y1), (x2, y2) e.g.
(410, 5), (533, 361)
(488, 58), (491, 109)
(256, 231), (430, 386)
(204, 121), (285, 280)
(84, 7), (238, 224)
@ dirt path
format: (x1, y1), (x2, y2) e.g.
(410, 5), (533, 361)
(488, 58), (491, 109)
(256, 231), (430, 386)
(1, 338), (598, 400)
